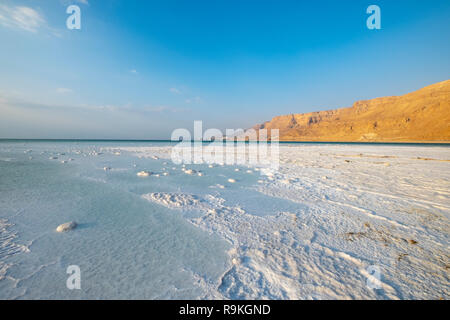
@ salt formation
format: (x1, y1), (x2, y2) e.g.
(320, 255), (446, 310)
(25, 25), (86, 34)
(228, 178), (236, 183)
(137, 171), (151, 177)
(56, 221), (77, 233)
(142, 193), (201, 208)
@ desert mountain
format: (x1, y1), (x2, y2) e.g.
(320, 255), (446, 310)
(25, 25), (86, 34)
(252, 80), (450, 142)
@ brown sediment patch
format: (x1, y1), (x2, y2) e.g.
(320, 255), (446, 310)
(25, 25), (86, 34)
(415, 157), (450, 162)
(397, 253), (408, 262)
(332, 154), (398, 159)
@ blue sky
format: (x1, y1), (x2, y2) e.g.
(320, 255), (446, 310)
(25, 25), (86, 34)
(0, 0), (449, 139)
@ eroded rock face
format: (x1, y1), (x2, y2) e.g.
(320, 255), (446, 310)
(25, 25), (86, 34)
(251, 80), (450, 142)
(56, 221), (77, 233)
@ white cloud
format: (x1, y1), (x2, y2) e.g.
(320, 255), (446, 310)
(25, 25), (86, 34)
(56, 88), (73, 94)
(0, 5), (46, 33)
(0, 96), (190, 139)
(144, 105), (189, 113)
(144, 106), (170, 113)
(170, 88), (181, 95)
(185, 96), (202, 104)
(130, 69), (138, 74)
(60, 0), (89, 5)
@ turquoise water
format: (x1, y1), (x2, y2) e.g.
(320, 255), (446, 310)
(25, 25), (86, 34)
(0, 140), (303, 299)
(0, 141), (233, 299)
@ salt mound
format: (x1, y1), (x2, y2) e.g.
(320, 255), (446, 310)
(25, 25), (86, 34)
(56, 221), (77, 233)
(142, 193), (200, 208)
(137, 171), (151, 177)
(228, 178), (236, 183)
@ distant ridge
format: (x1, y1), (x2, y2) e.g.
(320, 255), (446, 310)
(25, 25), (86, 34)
(252, 80), (450, 142)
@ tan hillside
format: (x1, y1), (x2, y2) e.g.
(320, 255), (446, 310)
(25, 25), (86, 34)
(253, 80), (450, 142)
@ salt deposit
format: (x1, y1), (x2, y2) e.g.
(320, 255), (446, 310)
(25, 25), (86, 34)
(137, 171), (151, 177)
(56, 221), (77, 233)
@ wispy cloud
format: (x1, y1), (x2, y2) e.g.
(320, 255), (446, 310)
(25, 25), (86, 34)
(144, 105), (190, 113)
(56, 88), (73, 94)
(130, 69), (138, 74)
(185, 96), (202, 104)
(0, 5), (46, 33)
(60, 0), (89, 6)
(0, 95), (190, 139)
(170, 87), (181, 95)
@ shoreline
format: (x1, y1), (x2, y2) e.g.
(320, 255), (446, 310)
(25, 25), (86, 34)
(0, 138), (449, 145)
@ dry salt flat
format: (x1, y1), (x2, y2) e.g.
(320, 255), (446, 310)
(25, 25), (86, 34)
(0, 141), (448, 299)
(121, 143), (450, 299)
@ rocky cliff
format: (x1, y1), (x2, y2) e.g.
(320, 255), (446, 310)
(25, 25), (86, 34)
(252, 80), (450, 142)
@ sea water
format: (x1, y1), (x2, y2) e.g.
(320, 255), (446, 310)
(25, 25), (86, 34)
(0, 140), (233, 299)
